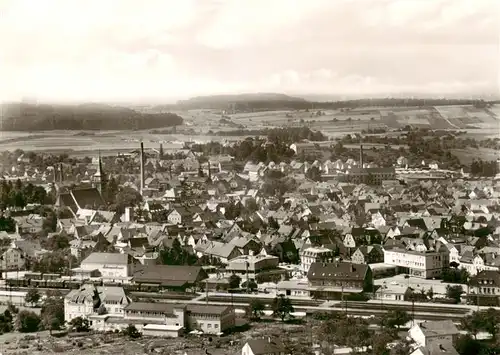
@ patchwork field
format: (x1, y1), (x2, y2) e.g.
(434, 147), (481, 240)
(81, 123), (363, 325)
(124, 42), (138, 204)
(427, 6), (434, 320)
(0, 104), (498, 156)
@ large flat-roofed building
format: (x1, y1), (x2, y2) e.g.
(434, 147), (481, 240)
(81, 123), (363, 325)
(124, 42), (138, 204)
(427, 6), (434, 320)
(383, 245), (450, 279)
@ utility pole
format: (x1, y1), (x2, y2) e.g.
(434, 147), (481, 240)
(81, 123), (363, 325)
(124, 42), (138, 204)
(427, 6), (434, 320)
(205, 279), (209, 305)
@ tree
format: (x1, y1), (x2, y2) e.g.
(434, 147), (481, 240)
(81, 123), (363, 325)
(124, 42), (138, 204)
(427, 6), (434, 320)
(446, 285), (464, 304)
(426, 287), (434, 300)
(370, 331), (394, 355)
(228, 274), (241, 289)
(318, 315), (372, 353)
(122, 324), (141, 339)
(271, 294), (294, 322)
(25, 288), (41, 307)
(248, 299), (265, 320)
(461, 313), (482, 340)
(242, 279), (258, 292)
(97, 304), (107, 315)
(15, 310), (41, 332)
(380, 310), (412, 329)
(40, 294), (65, 334)
(454, 334), (483, 355)
(69, 316), (90, 332)
(0, 309), (14, 334)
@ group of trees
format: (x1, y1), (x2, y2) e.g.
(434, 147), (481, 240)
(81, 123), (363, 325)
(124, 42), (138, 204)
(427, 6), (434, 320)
(159, 238), (198, 266)
(442, 265), (470, 284)
(315, 311), (413, 355)
(31, 249), (78, 274)
(470, 159), (498, 177)
(0, 103), (183, 131)
(0, 179), (49, 209)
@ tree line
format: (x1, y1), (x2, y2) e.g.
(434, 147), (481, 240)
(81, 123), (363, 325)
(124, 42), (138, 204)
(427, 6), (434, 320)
(0, 103), (183, 131)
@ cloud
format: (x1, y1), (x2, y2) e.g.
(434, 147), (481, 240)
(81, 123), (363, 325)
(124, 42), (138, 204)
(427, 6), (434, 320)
(0, 0), (498, 102)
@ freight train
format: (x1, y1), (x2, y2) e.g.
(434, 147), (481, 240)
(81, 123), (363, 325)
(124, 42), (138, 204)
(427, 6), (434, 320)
(4, 273), (162, 293)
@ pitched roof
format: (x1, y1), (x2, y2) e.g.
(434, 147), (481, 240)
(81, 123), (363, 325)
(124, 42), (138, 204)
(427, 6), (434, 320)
(245, 338), (286, 355)
(414, 341), (459, 355)
(70, 188), (106, 209)
(307, 262), (370, 282)
(133, 265), (206, 286)
(81, 252), (129, 265)
(186, 304), (231, 315)
(418, 320), (459, 337)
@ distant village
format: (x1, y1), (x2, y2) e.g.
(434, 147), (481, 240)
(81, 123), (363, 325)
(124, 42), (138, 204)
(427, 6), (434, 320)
(0, 130), (500, 355)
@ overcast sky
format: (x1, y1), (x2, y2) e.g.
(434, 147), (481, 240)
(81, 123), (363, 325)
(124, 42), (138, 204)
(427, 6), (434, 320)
(0, 0), (498, 103)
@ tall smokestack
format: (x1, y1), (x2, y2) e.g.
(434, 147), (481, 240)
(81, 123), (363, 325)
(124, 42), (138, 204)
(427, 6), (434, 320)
(59, 163), (63, 184)
(140, 142), (145, 195)
(359, 144), (364, 168)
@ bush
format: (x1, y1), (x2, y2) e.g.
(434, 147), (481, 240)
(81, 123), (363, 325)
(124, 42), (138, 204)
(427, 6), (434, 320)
(15, 311), (41, 333)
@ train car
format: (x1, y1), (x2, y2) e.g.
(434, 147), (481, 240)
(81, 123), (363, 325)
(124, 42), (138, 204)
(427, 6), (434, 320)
(64, 280), (81, 289)
(24, 272), (43, 280)
(46, 279), (65, 289)
(43, 273), (62, 281)
(31, 279), (47, 288)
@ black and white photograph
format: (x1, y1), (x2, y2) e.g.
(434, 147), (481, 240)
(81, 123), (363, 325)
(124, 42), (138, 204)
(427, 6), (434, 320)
(0, 0), (499, 354)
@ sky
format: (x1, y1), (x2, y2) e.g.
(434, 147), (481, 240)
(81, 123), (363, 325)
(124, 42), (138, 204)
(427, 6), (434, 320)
(0, 0), (499, 103)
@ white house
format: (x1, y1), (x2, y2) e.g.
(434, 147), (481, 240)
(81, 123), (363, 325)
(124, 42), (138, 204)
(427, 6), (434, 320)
(241, 337), (286, 355)
(408, 320), (459, 347)
(64, 284), (130, 323)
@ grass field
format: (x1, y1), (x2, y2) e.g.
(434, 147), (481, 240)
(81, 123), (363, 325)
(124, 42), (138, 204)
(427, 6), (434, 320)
(0, 104), (498, 156)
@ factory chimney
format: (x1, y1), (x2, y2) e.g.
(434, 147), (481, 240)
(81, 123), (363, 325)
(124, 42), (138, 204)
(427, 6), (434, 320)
(140, 142), (145, 195)
(359, 144), (364, 168)
(59, 163), (63, 184)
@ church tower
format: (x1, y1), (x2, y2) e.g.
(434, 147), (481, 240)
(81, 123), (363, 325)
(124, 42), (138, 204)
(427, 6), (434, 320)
(93, 151), (107, 195)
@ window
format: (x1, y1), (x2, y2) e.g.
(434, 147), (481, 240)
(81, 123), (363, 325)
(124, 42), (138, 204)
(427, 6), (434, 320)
(214, 324), (219, 329)
(207, 324), (212, 328)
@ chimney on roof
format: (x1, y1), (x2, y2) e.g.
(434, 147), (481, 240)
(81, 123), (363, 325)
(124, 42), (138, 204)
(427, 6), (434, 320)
(140, 142), (145, 196)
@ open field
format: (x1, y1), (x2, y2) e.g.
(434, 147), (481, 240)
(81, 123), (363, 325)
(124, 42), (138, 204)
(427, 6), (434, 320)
(0, 104), (498, 158)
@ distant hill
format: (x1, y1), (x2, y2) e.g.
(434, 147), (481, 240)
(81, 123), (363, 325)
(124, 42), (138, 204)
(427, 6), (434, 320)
(161, 93), (500, 112)
(0, 103), (183, 131)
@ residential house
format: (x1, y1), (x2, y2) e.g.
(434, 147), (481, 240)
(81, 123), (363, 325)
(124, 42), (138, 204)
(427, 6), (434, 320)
(350, 245), (384, 264)
(241, 337), (286, 355)
(167, 206), (193, 225)
(64, 284), (130, 323)
(408, 320), (460, 347)
(300, 246), (337, 275)
(14, 215), (44, 235)
(410, 342), (459, 355)
(195, 240), (242, 264)
(0, 247), (25, 271)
